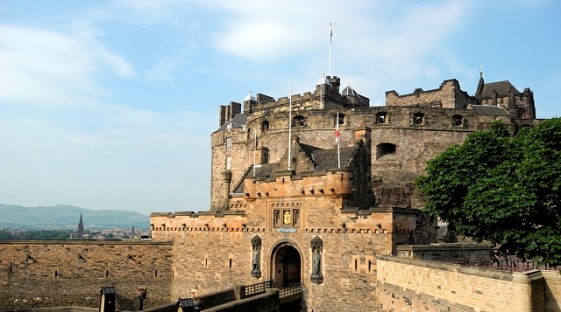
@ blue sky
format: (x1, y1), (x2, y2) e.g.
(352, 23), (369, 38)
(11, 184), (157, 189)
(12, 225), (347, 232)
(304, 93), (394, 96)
(1, 0), (560, 215)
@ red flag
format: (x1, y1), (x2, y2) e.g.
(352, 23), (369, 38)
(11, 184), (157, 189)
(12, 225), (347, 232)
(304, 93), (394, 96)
(335, 113), (340, 144)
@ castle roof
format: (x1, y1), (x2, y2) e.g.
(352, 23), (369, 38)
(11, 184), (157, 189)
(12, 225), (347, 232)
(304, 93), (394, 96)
(300, 143), (356, 170)
(471, 105), (509, 116)
(480, 80), (520, 98)
(233, 143), (357, 194)
(244, 91), (256, 102)
(342, 85), (358, 97)
(216, 113), (247, 132)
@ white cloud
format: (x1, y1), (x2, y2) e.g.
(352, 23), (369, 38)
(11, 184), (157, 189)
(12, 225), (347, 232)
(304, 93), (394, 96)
(0, 24), (136, 107)
(201, 0), (472, 94)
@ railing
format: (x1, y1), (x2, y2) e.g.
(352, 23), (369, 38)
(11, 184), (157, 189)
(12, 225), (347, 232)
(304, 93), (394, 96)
(279, 283), (302, 299)
(240, 280), (273, 299)
(484, 259), (561, 272)
(446, 256), (561, 272)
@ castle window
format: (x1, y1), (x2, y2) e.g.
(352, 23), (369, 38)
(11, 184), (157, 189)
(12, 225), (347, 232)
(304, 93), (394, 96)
(452, 115), (464, 127)
(226, 138), (232, 150)
(376, 112), (387, 124)
(376, 143), (396, 160)
(293, 115), (305, 127)
(334, 114), (345, 126)
(273, 210), (281, 227)
(261, 121), (270, 132)
(226, 156), (232, 170)
(263, 150), (269, 164)
(413, 113), (424, 125)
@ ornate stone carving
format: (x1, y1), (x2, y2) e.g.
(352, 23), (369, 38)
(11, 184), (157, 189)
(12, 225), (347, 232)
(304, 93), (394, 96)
(311, 236), (323, 283)
(251, 235), (261, 277)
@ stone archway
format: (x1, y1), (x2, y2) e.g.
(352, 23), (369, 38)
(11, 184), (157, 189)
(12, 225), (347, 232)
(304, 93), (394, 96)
(272, 243), (301, 288)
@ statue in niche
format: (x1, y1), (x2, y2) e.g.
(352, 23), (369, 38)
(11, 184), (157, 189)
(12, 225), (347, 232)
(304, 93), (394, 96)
(251, 235), (261, 277)
(312, 249), (321, 276)
(252, 248), (260, 271)
(310, 236), (323, 283)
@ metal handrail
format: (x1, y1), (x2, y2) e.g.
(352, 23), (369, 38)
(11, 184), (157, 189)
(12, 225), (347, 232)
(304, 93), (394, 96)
(279, 283), (302, 298)
(240, 280), (273, 298)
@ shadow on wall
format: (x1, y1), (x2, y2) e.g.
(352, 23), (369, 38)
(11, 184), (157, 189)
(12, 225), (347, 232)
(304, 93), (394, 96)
(116, 293), (137, 311)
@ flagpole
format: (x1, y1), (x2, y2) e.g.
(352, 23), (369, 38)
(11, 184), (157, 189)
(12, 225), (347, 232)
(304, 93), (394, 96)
(329, 23), (332, 77)
(288, 80), (292, 170)
(336, 112), (341, 168)
(320, 74), (323, 107)
(253, 129), (257, 176)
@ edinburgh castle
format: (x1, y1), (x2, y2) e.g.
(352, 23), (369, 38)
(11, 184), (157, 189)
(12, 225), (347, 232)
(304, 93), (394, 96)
(2, 74), (560, 312)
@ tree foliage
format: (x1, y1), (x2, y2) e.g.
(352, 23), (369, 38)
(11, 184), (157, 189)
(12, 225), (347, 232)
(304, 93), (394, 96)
(416, 118), (561, 265)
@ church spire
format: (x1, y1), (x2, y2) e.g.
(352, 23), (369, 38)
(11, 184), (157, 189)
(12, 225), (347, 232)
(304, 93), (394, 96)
(76, 213), (84, 238)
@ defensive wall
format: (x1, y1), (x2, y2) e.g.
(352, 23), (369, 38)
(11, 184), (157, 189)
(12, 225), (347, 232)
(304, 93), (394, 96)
(377, 255), (561, 312)
(151, 210), (393, 312)
(395, 243), (493, 264)
(0, 240), (173, 311)
(2, 237), (561, 311)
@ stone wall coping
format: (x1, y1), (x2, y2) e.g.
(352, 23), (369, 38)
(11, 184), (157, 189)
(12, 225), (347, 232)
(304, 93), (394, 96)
(0, 239), (172, 246)
(377, 254), (544, 283)
(24, 307), (99, 312)
(395, 243), (492, 251)
(202, 288), (279, 312)
(512, 270), (544, 284)
(370, 207), (422, 214)
(152, 210), (248, 218)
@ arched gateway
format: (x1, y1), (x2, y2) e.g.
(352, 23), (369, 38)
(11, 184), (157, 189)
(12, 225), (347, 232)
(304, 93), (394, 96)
(271, 242), (301, 288)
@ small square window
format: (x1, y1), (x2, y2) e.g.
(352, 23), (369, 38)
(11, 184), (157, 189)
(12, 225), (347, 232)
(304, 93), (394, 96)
(413, 113), (424, 125)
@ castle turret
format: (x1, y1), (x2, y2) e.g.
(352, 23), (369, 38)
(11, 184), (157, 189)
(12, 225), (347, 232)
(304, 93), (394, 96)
(243, 91), (256, 115)
(219, 101), (241, 127)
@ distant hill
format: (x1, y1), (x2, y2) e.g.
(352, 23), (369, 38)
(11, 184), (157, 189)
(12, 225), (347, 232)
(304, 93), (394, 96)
(0, 204), (149, 229)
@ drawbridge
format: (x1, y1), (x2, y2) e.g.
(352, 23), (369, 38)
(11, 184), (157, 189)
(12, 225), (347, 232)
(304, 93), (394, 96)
(177, 281), (302, 312)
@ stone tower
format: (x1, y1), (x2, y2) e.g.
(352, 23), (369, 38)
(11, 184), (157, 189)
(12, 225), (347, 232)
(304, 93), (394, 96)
(209, 75), (537, 212)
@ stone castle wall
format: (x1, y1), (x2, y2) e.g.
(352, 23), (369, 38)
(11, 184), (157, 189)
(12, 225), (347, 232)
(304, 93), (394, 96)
(0, 240), (173, 311)
(152, 226), (386, 312)
(385, 79), (477, 109)
(210, 104), (491, 210)
(377, 255), (548, 312)
(543, 270), (561, 312)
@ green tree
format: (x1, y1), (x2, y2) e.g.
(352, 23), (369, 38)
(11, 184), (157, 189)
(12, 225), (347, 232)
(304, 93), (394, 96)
(416, 118), (561, 265)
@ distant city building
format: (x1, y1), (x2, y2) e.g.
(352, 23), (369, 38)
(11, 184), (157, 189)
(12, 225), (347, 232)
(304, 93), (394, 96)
(75, 213), (84, 239)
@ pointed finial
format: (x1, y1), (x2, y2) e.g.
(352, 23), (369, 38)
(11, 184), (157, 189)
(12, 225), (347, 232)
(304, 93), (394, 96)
(480, 65), (483, 78)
